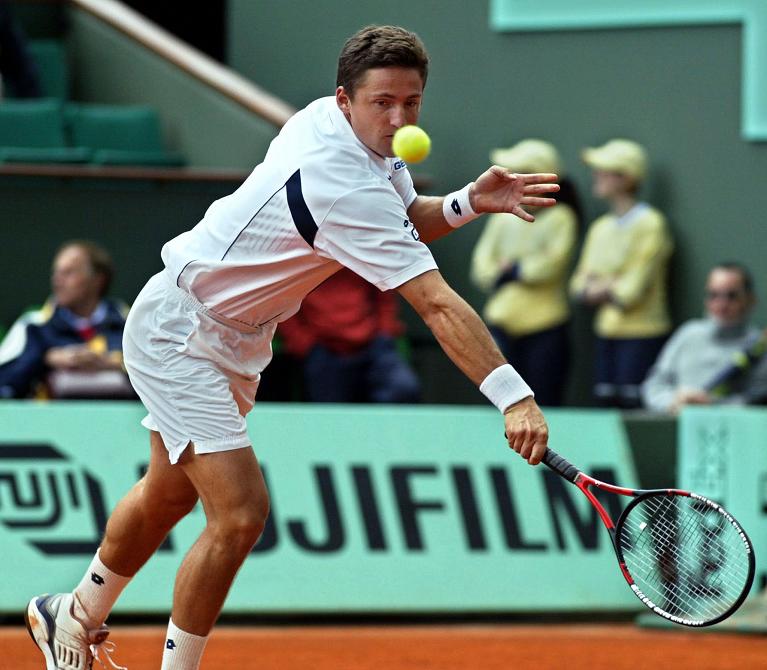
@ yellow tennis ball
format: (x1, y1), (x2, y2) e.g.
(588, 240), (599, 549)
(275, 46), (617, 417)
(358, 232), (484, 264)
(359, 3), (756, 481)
(392, 125), (431, 163)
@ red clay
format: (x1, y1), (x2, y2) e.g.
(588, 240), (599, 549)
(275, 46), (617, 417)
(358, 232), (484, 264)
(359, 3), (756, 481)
(2, 623), (766, 669)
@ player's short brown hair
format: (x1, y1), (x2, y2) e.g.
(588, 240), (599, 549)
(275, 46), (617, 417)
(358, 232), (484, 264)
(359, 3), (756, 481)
(336, 25), (429, 98)
(57, 240), (115, 298)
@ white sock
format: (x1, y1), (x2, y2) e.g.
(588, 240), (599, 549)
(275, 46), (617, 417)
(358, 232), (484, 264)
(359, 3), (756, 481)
(71, 549), (131, 628)
(161, 618), (209, 670)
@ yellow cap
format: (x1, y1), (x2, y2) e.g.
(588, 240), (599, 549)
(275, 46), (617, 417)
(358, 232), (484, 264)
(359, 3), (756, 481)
(582, 139), (647, 182)
(490, 139), (562, 175)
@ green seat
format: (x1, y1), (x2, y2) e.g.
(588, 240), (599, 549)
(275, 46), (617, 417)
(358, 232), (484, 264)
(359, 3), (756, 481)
(65, 103), (185, 166)
(0, 98), (66, 147)
(0, 99), (92, 163)
(28, 40), (70, 99)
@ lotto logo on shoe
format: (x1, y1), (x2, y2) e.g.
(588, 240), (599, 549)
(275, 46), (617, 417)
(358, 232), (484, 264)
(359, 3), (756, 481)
(91, 572), (105, 586)
(166, 638), (176, 650)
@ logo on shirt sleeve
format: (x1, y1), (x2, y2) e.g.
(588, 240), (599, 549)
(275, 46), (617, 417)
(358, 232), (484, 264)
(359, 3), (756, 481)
(393, 160), (407, 171)
(403, 219), (420, 241)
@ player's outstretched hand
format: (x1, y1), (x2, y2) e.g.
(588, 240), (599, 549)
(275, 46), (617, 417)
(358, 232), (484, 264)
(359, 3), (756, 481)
(470, 167), (559, 222)
(503, 396), (548, 465)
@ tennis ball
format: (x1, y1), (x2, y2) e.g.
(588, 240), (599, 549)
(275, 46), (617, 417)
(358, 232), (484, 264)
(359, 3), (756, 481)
(392, 125), (431, 164)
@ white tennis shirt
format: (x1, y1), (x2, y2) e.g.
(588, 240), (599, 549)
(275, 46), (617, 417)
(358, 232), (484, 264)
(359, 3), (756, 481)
(161, 96), (438, 330)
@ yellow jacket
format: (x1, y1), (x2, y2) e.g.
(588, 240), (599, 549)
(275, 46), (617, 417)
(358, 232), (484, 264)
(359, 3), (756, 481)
(470, 204), (576, 336)
(569, 203), (673, 338)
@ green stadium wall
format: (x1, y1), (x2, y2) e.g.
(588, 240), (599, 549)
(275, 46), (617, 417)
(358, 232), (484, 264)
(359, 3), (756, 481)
(66, 9), (278, 169)
(228, 0), (767, 405)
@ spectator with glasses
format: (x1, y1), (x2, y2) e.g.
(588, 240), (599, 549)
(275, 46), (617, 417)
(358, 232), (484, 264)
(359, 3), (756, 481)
(641, 262), (767, 413)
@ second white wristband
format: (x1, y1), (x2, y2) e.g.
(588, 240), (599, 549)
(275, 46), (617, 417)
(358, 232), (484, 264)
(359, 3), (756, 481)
(479, 364), (534, 413)
(443, 182), (478, 228)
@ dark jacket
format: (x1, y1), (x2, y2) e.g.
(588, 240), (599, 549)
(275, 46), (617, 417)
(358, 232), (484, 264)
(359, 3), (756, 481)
(0, 298), (128, 398)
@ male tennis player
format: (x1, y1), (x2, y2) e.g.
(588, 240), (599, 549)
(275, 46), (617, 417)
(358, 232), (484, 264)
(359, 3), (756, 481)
(25, 25), (557, 670)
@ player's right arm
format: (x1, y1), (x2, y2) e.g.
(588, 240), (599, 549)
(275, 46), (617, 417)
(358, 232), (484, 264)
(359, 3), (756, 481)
(397, 268), (548, 464)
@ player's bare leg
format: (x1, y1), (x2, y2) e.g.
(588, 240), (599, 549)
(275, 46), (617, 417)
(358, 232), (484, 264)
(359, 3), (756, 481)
(173, 444), (269, 635)
(154, 444), (268, 669)
(99, 431), (200, 577)
(25, 432), (200, 669)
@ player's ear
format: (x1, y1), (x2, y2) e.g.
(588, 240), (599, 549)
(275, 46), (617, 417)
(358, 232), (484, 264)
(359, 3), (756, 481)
(336, 86), (351, 115)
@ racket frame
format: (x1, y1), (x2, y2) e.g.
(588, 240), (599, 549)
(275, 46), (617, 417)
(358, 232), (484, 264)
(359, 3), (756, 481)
(542, 448), (756, 627)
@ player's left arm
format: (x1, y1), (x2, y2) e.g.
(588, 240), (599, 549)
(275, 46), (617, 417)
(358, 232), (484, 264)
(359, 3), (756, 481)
(397, 269), (548, 464)
(407, 167), (559, 244)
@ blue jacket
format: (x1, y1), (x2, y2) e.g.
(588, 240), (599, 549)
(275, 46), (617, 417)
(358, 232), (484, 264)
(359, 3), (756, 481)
(0, 298), (128, 398)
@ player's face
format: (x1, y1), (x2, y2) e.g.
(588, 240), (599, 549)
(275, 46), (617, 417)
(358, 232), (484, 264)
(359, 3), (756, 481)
(336, 67), (424, 158)
(51, 246), (101, 313)
(705, 268), (754, 327)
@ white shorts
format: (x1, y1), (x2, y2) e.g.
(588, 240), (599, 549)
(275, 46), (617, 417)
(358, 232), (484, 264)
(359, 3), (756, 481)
(123, 271), (276, 464)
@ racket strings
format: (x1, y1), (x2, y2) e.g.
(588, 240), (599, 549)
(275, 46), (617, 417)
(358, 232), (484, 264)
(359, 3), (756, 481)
(625, 499), (749, 617)
(623, 532), (732, 620)
(621, 498), (748, 620)
(618, 495), (750, 622)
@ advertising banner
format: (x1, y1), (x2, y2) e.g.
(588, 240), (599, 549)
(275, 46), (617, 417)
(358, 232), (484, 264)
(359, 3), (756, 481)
(0, 402), (640, 613)
(678, 406), (767, 592)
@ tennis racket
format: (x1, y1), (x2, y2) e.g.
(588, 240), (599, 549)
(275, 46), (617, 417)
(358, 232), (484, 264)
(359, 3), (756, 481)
(542, 447), (755, 627)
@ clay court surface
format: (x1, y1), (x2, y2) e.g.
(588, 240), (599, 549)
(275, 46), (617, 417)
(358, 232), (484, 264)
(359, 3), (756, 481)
(2, 622), (766, 669)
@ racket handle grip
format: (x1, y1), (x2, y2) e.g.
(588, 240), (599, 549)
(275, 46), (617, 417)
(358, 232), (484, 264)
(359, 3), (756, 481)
(542, 448), (580, 483)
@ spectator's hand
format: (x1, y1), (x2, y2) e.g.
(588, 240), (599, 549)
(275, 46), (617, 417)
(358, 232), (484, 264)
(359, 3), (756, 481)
(45, 346), (119, 371)
(503, 396), (549, 465)
(671, 388), (712, 414)
(470, 168), (559, 222)
(581, 277), (614, 306)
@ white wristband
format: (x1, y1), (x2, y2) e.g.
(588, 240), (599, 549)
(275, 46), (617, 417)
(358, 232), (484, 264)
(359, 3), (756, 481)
(443, 182), (478, 228)
(479, 364), (534, 413)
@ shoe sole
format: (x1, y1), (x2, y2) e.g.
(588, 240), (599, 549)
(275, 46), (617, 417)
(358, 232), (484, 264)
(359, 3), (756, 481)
(25, 595), (58, 670)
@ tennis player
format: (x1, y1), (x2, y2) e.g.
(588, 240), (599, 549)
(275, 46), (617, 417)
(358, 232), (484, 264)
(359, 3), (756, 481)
(25, 25), (557, 670)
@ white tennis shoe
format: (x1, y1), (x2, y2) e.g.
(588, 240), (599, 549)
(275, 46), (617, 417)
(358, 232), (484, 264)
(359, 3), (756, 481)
(25, 593), (126, 670)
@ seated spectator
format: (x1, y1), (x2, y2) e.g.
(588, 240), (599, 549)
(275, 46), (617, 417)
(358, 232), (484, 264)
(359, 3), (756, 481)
(278, 268), (421, 403)
(470, 139), (579, 406)
(0, 240), (132, 398)
(570, 139), (673, 408)
(642, 263), (767, 413)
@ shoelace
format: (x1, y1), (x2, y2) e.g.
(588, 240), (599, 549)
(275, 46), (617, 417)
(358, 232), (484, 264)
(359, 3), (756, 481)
(90, 640), (127, 670)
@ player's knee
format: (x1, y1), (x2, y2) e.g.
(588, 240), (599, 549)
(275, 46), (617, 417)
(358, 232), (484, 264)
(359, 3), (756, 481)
(142, 480), (198, 524)
(163, 490), (199, 520)
(217, 495), (270, 552)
